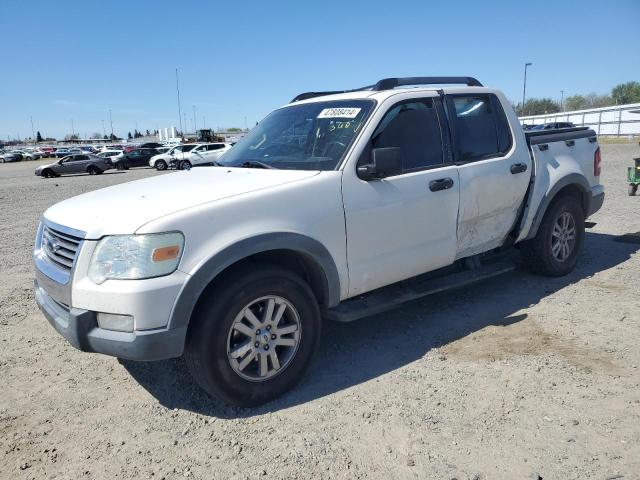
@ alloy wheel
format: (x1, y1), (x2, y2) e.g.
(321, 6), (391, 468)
(551, 211), (576, 262)
(226, 295), (301, 382)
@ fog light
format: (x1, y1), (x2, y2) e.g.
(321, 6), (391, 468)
(97, 312), (134, 332)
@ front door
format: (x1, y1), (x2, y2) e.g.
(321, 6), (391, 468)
(342, 96), (460, 296)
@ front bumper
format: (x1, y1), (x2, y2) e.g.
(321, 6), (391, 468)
(35, 279), (186, 361)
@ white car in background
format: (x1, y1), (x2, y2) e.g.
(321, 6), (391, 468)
(96, 150), (124, 164)
(149, 144), (197, 171)
(181, 142), (232, 169)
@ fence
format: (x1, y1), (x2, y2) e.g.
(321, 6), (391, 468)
(519, 102), (640, 136)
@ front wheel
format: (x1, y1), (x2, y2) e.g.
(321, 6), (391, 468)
(521, 195), (585, 276)
(87, 166), (99, 175)
(629, 184), (638, 196)
(155, 160), (167, 171)
(185, 264), (321, 407)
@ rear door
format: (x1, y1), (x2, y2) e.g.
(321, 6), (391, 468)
(343, 96), (460, 295)
(446, 93), (531, 258)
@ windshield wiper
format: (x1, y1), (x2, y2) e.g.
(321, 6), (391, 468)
(239, 160), (276, 169)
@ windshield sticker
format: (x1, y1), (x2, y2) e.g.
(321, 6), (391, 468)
(318, 107), (362, 119)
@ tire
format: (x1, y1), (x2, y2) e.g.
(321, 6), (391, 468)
(42, 169), (54, 178)
(179, 160), (191, 170)
(185, 263), (321, 407)
(155, 160), (167, 171)
(521, 195), (585, 276)
(115, 162), (125, 171)
(87, 166), (99, 175)
(629, 184), (638, 196)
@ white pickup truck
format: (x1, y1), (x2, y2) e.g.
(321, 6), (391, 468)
(34, 77), (604, 406)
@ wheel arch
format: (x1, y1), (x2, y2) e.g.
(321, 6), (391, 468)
(168, 233), (341, 334)
(525, 173), (590, 241)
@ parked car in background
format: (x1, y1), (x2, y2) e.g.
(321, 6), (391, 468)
(0, 151), (22, 163)
(172, 143), (232, 169)
(96, 150), (124, 163)
(139, 142), (164, 149)
(149, 144), (197, 170)
(54, 148), (71, 158)
(112, 148), (159, 170)
(38, 146), (55, 157)
(35, 154), (113, 178)
(12, 149), (41, 160)
(531, 122), (576, 130)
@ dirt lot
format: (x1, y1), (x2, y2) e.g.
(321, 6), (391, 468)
(1, 146), (639, 480)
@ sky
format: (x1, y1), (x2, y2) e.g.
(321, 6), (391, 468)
(1, 0), (639, 141)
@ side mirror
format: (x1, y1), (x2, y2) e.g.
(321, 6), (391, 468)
(357, 147), (402, 180)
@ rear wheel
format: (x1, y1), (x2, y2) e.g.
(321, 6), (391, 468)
(629, 184), (638, 196)
(521, 195), (585, 276)
(115, 162), (125, 171)
(179, 160), (191, 170)
(185, 263), (321, 407)
(87, 166), (99, 175)
(155, 160), (167, 171)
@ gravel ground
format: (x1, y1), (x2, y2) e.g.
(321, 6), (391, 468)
(1, 145), (639, 480)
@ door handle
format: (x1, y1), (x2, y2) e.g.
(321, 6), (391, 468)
(429, 177), (454, 192)
(510, 163), (528, 174)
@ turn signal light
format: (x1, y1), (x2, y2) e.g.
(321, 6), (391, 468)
(152, 245), (181, 262)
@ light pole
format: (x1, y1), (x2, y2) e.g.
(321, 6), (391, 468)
(71, 118), (75, 138)
(30, 116), (35, 144)
(109, 109), (114, 138)
(560, 90), (564, 112)
(522, 62), (532, 114)
(193, 105), (197, 132)
(102, 120), (106, 138)
(176, 68), (183, 134)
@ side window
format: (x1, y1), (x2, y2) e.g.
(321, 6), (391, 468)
(447, 94), (512, 162)
(371, 99), (444, 172)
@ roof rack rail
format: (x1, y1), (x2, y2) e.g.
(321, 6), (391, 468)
(291, 85), (373, 103)
(290, 76), (482, 102)
(373, 76), (483, 90)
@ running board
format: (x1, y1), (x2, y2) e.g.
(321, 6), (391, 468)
(324, 258), (516, 323)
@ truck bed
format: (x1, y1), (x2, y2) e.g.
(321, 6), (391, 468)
(516, 126), (600, 243)
(524, 126), (596, 147)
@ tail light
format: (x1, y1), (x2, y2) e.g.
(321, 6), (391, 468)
(594, 147), (601, 176)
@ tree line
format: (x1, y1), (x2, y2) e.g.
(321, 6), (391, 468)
(516, 81), (640, 116)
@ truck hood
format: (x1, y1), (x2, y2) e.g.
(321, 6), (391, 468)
(43, 168), (320, 239)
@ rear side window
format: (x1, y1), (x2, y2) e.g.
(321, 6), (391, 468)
(447, 94), (512, 162)
(371, 98), (444, 172)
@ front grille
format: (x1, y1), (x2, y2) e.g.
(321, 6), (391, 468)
(41, 225), (82, 271)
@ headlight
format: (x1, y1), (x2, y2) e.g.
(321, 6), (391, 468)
(88, 232), (184, 284)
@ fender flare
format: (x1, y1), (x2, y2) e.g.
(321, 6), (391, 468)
(525, 173), (591, 240)
(167, 232), (341, 331)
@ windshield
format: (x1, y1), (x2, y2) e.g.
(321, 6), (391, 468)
(218, 100), (374, 170)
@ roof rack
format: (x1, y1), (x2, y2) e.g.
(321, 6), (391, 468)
(372, 76), (483, 90)
(291, 76), (483, 102)
(291, 86), (373, 103)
